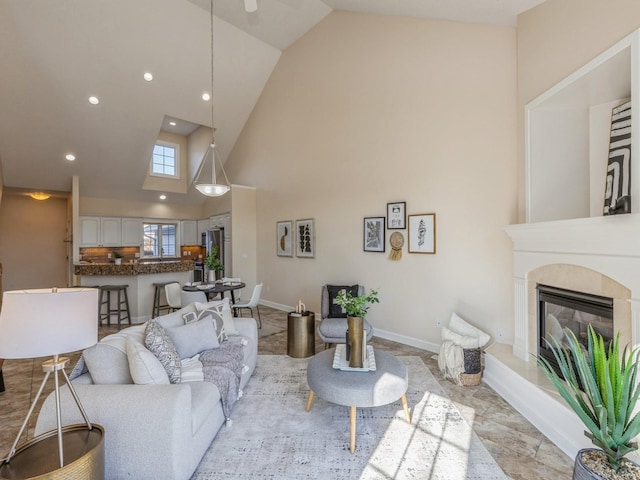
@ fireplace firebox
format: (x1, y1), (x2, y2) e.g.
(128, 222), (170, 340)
(537, 284), (614, 377)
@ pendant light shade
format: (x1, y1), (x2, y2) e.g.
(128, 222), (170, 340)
(194, 143), (230, 197)
(193, 0), (230, 197)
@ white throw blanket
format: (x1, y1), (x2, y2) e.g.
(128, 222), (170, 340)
(438, 340), (465, 383)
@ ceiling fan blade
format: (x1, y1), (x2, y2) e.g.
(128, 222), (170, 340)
(244, 0), (257, 13)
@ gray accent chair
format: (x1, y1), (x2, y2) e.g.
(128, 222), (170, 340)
(317, 284), (374, 347)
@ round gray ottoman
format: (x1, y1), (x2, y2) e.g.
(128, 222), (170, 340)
(305, 348), (410, 453)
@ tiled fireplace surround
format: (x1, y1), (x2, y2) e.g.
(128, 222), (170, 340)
(484, 214), (640, 462)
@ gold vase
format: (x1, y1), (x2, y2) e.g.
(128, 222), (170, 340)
(347, 316), (364, 368)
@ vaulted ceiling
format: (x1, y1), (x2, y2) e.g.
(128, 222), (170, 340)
(0, 0), (544, 204)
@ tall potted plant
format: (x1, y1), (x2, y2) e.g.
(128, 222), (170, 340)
(334, 288), (379, 368)
(205, 245), (223, 282)
(538, 325), (640, 479)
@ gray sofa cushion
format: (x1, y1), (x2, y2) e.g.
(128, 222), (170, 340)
(156, 304), (197, 329)
(166, 317), (220, 359)
(83, 338), (133, 385)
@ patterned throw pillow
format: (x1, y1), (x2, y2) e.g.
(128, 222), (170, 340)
(327, 285), (359, 318)
(182, 309), (227, 343)
(144, 320), (182, 384)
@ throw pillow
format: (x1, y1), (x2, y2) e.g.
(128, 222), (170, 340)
(82, 333), (133, 385)
(144, 320), (182, 384)
(327, 285), (359, 318)
(166, 317), (220, 358)
(187, 306), (227, 343)
(195, 298), (238, 335)
(126, 337), (170, 385)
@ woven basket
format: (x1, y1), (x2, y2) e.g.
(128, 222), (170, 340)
(459, 372), (482, 386)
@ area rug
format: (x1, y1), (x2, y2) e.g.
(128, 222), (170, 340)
(191, 355), (507, 479)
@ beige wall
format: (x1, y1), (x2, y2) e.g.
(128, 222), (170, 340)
(516, 0), (640, 221)
(230, 186), (257, 290)
(225, 12), (518, 347)
(80, 196), (204, 220)
(0, 193), (69, 291)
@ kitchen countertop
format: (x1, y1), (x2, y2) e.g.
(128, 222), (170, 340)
(75, 261), (194, 276)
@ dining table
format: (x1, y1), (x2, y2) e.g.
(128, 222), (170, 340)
(182, 281), (246, 304)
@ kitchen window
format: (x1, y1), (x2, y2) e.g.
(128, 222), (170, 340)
(150, 141), (179, 178)
(143, 223), (177, 258)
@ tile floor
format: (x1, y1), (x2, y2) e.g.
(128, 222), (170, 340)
(0, 306), (574, 479)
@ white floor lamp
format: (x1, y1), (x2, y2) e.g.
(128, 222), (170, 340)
(0, 288), (104, 478)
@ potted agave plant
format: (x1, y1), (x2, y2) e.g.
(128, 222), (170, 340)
(334, 288), (379, 368)
(538, 325), (640, 479)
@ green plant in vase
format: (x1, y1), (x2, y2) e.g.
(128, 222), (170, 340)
(538, 325), (640, 478)
(334, 288), (379, 318)
(205, 245), (223, 281)
(334, 288), (379, 368)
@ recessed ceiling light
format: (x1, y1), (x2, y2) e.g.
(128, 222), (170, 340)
(202, 93), (210, 101)
(169, 121), (177, 126)
(143, 72), (153, 81)
(65, 153), (76, 161)
(159, 194), (167, 200)
(88, 96), (99, 105)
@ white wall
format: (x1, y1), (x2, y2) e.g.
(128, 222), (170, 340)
(225, 12), (518, 347)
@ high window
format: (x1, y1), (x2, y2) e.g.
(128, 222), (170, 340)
(143, 223), (177, 258)
(150, 141), (179, 178)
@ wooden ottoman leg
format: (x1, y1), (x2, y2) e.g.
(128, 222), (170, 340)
(401, 394), (411, 424)
(305, 390), (314, 412)
(350, 406), (356, 454)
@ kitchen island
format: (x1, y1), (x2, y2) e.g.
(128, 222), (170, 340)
(75, 261), (194, 324)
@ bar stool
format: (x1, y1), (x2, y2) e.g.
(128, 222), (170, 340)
(152, 281), (175, 318)
(98, 285), (131, 330)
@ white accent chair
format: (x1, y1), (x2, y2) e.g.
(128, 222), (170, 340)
(180, 290), (207, 307)
(164, 282), (183, 311)
(234, 283), (263, 328)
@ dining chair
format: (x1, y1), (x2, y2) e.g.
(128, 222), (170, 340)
(180, 290), (207, 307)
(233, 283), (263, 328)
(164, 282), (183, 311)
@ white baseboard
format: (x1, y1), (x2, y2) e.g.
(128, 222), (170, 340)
(372, 327), (440, 353)
(259, 299), (292, 312)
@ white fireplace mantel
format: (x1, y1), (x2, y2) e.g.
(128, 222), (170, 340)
(505, 213), (640, 361)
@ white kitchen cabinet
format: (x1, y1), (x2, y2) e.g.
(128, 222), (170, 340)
(181, 220), (198, 245)
(79, 216), (121, 247)
(122, 218), (143, 246)
(79, 217), (101, 247)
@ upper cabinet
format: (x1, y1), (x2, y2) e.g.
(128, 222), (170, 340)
(181, 220), (198, 245)
(525, 29), (639, 223)
(80, 216), (121, 247)
(122, 218), (143, 246)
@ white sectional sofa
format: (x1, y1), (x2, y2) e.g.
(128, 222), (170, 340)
(35, 303), (258, 480)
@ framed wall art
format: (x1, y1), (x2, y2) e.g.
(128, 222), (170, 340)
(363, 217), (385, 252)
(408, 213), (436, 254)
(295, 218), (315, 258)
(276, 220), (293, 257)
(387, 201), (406, 229)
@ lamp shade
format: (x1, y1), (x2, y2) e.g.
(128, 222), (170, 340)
(0, 288), (99, 359)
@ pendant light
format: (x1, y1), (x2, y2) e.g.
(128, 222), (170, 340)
(194, 0), (230, 197)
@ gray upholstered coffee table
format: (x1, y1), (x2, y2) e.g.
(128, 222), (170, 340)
(305, 348), (410, 453)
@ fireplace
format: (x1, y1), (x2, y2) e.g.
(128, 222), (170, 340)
(537, 284), (614, 378)
(485, 215), (640, 462)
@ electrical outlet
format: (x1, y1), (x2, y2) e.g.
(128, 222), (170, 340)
(497, 329), (505, 340)
(436, 319), (442, 328)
